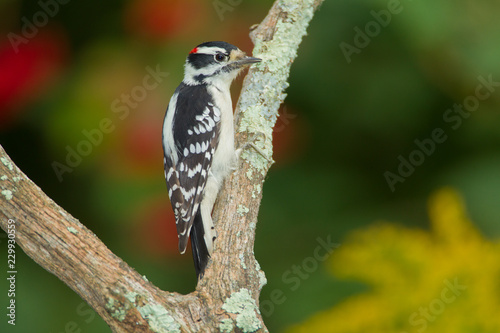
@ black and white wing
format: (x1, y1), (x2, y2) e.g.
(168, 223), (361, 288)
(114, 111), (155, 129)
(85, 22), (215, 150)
(162, 83), (220, 254)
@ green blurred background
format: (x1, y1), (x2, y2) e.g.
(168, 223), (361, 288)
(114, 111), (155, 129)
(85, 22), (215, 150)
(1, 0), (500, 332)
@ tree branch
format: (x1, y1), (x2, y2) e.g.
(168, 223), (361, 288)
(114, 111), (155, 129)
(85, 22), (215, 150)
(0, 0), (324, 331)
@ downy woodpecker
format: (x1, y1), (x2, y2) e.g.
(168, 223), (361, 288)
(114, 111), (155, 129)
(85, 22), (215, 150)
(162, 41), (261, 277)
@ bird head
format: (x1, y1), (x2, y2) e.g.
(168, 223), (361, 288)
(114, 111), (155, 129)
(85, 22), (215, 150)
(183, 41), (261, 87)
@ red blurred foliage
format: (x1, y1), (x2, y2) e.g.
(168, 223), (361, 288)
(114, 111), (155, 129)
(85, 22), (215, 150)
(131, 198), (181, 257)
(220, 17), (257, 55)
(272, 105), (309, 165)
(123, 115), (163, 171)
(0, 28), (68, 127)
(124, 0), (207, 41)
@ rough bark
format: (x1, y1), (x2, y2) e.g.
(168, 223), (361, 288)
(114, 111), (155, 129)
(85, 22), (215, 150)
(0, 0), (324, 332)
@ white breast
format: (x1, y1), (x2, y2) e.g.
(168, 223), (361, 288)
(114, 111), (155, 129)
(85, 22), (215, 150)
(163, 91), (179, 165)
(208, 85), (235, 182)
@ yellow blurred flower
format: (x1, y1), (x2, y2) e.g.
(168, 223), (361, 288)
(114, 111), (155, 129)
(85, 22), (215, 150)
(287, 187), (500, 333)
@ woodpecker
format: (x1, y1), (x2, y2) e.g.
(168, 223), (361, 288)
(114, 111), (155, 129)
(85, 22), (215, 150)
(162, 41), (261, 278)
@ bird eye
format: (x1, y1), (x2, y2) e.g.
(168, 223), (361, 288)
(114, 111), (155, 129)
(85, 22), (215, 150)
(215, 53), (226, 62)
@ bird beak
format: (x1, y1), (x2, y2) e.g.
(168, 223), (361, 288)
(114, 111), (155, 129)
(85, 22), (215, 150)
(236, 56), (262, 66)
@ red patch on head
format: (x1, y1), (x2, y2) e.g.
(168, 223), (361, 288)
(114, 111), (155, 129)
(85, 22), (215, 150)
(189, 47), (198, 54)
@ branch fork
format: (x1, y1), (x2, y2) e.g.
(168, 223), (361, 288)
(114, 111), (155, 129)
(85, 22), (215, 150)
(0, 0), (324, 331)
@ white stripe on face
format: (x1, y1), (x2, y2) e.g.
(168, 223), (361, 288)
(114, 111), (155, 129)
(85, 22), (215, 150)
(193, 46), (228, 55)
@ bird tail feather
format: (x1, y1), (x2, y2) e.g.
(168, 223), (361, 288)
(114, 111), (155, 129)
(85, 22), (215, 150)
(190, 209), (210, 278)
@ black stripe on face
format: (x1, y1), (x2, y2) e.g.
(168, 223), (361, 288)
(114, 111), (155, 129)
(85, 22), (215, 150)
(188, 53), (218, 70)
